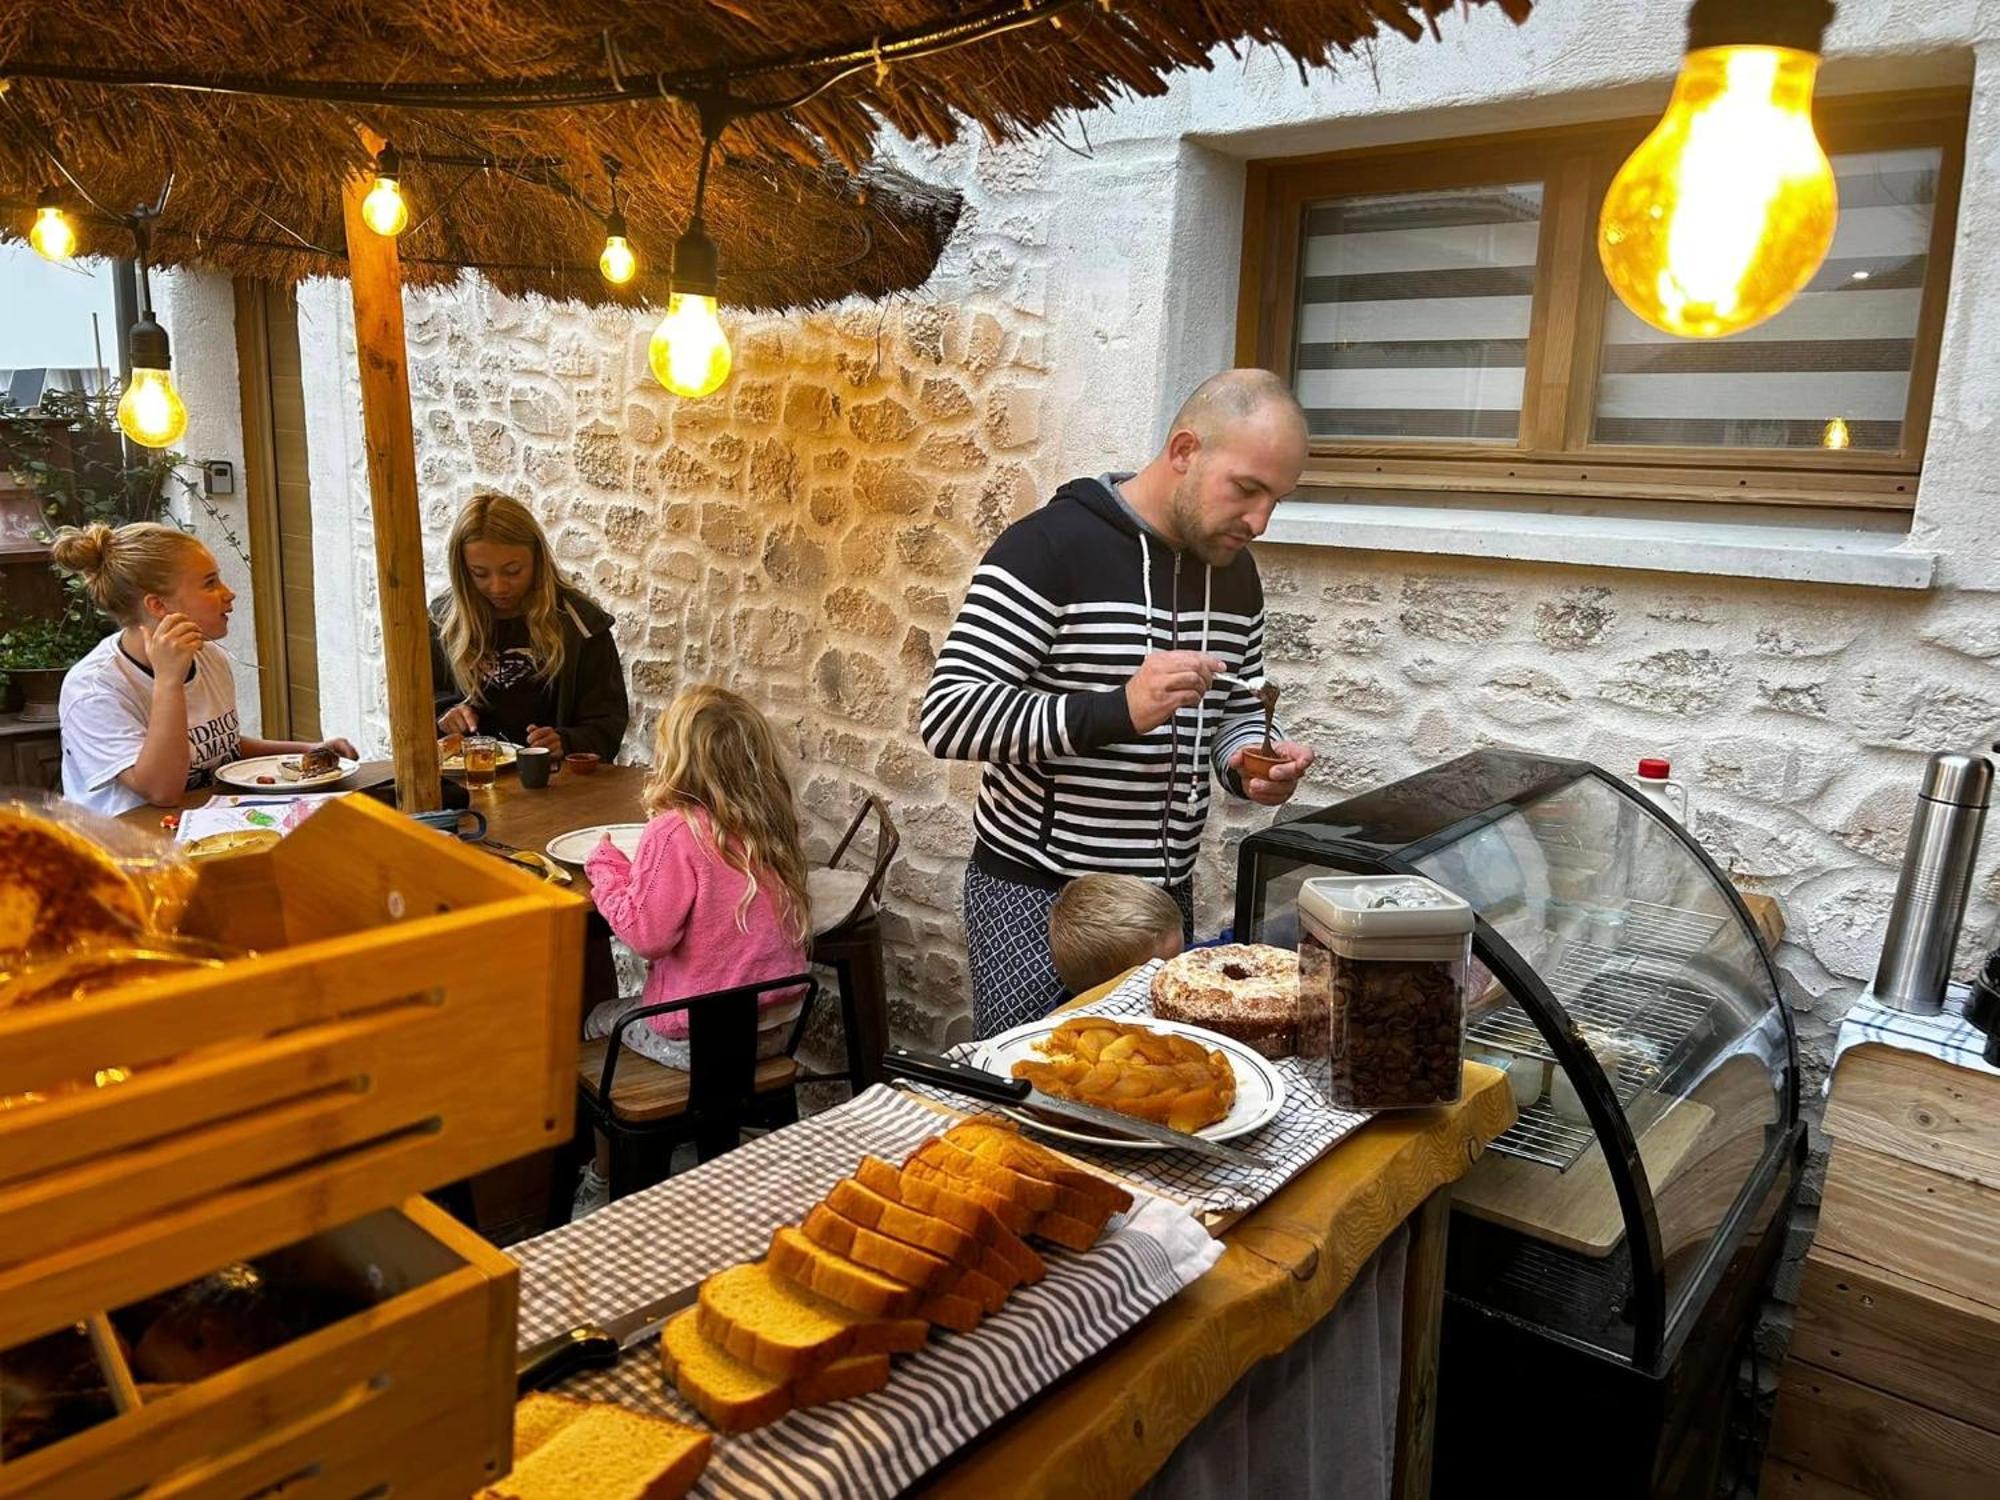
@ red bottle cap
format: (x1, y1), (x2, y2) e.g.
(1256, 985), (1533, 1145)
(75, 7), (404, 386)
(1637, 758), (1671, 779)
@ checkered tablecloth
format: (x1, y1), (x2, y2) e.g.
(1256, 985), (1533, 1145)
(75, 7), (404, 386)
(924, 960), (1371, 1216)
(1833, 986), (2000, 1082)
(510, 1084), (1221, 1499)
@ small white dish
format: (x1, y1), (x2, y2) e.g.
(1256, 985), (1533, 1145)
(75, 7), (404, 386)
(545, 823), (647, 867)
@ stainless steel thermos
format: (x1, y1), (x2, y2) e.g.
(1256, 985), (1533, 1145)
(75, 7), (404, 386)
(1871, 750), (1994, 1015)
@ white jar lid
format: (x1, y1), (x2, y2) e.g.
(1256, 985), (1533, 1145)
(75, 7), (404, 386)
(1298, 874), (1474, 942)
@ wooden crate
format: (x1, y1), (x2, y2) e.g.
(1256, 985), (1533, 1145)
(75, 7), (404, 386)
(0, 1197), (518, 1500)
(0, 794), (586, 1349)
(1763, 1042), (2000, 1496)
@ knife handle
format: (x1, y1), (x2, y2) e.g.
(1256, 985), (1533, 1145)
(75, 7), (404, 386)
(882, 1047), (1033, 1106)
(516, 1324), (620, 1394)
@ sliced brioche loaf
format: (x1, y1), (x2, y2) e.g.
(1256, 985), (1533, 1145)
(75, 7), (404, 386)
(826, 1176), (979, 1264)
(854, 1154), (1046, 1285)
(484, 1402), (711, 1500)
(1033, 1209), (1109, 1254)
(661, 1309), (889, 1434)
(769, 1225), (925, 1318)
(917, 1288), (984, 1334)
(910, 1137), (1059, 1213)
(903, 1154), (1038, 1236)
(698, 1260), (927, 1381)
(801, 1204), (955, 1293)
(946, 1117), (1135, 1222)
(943, 1261), (1010, 1316)
(512, 1392), (592, 1461)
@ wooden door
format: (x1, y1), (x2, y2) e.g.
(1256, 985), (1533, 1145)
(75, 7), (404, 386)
(234, 279), (322, 740)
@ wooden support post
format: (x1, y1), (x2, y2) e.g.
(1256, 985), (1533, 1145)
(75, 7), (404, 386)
(341, 134), (440, 813)
(1391, 1188), (1451, 1500)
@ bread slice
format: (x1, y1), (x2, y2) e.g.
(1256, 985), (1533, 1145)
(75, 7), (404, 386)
(916, 1289), (983, 1334)
(973, 1240), (1027, 1296)
(826, 1176), (979, 1264)
(854, 1155), (1046, 1285)
(945, 1117), (1135, 1222)
(660, 1309), (888, 1434)
(769, 1225), (925, 1319)
(512, 1392), (591, 1461)
(801, 1204), (955, 1293)
(942, 1261), (1010, 1316)
(903, 1153), (1038, 1236)
(910, 1137), (1059, 1214)
(698, 1261), (927, 1381)
(1033, 1208), (1109, 1254)
(483, 1402), (711, 1500)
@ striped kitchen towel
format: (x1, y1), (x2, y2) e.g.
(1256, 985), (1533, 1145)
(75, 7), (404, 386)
(510, 1083), (1221, 1499)
(1832, 987), (2000, 1082)
(926, 959), (1373, 1216)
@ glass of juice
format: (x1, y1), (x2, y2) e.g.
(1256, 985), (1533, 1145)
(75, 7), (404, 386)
(462, 735), (498, 789)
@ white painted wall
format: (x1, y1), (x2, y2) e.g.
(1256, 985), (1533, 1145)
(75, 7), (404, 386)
(284, 2), (2000, 1075)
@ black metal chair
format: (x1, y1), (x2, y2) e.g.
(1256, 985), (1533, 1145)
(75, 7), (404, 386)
(572, 972), (819, 1202)
(799, 796), (899, 1098)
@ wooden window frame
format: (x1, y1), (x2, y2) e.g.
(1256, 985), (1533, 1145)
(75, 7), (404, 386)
(1237, 89), (1969, 513)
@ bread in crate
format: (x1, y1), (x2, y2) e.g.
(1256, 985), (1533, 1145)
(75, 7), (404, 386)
(0, 794), (586, 1355)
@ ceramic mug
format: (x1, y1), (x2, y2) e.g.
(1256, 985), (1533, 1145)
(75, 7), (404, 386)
(408, 808), (488, 841)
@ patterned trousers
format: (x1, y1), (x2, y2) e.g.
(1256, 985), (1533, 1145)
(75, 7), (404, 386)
(964, 862), (1194, 1040)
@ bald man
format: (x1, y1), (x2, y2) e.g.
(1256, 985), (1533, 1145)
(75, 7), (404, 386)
(921, 369), (1318, 1036)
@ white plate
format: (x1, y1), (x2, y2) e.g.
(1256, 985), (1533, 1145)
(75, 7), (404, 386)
(971, 1015), (1286, 1151)
(545, 823), (647, 867)
(212, 754), (358, 791)
(440, 742), (520, 774)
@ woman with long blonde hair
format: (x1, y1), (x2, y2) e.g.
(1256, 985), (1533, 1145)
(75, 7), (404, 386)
(52, 521), (356, 815)
(429, 491), (628, 759)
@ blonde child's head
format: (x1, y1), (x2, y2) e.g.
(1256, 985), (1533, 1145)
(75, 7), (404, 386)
(1049, 874), (1186, 995)
(642, 685), (809, 943)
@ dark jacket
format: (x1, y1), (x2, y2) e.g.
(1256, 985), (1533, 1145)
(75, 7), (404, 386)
(920, 476), (1280, 889)
(428, 588), (630, 760)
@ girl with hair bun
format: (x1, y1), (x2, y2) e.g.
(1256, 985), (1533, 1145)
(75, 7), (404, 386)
(51, 521), (357, 815)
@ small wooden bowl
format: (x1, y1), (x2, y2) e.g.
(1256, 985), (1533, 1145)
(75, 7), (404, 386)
(563, 752), (601, 776)
(1238, 748), (1286, 783)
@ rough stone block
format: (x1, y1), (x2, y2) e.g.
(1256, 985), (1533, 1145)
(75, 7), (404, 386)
(1476, 667), (1574, 726)
(508, 384), (567, 437)
(1694, 808), (1818, 879)
(1534, 587), (1615, 651)
(1833, 781), (1915, 866)
(623, 401), (663, 447)
(1331, 617), (1386, 656)
(1920, 604), (2000, 660)
(984, 385), (1040, 451)
(1322, 671), (1401, 716)
(815, 448), (854, 474)
(736, 604), (811, 669)
(1400, 575), (1513, 643)
(603, 504), (651, 551)
(917, 432), (988, 473)
(1598, 648), (1731, 716)
(900, 626), (937, 676)
(905, 585), (951, 619)
(809, 486), (849, 527)
(918, 377), (974, 421)
(1263, 611), (1321, 664)
(901, 303), (953, 365)
(1851, 672), (2000, 750)
(848, 397), (920, 446)
(573, 426), (626, 490)
(552, 523), (598, 562)
(784, 383), (839, 435)
(655, 447), (719, 496)
(698, 502), (758, 559)
(965, 313), (1007, 375)
(875, 740), (942, 793)
(631, 656), (677, 697)
(1757, 677), (1829, 718)
(840, 521), (892, 579)
(1801, 880), (1897, 982)
(748, 437), (801, 506)
(825, 585), (899, 641)
(894, 524), (970, 579)
(708, 432), (747, 469)
(975, 463), (1036, 544)
(732, 380), (780, 427)
(1755, 620), (1856, 659)
(854, 459), (931, 515)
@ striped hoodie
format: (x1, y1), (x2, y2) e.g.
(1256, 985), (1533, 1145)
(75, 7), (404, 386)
(920, 475), (1282, 890)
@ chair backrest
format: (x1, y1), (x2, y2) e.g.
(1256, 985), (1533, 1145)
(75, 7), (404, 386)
(825, 795), (899, 927)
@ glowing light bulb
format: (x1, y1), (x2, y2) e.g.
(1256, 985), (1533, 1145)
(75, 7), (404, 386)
(649, 293), (732, 397)
(362, 174), (409, 237)
(600, 233), (637, 285)
(1599, 46), (1836, 338)
(29, 192), (76, 261)
(1821, 416), (1851, 450)
(118, 365), (188, 448)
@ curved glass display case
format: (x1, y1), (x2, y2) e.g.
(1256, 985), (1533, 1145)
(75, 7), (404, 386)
(1236, 750), (1803, 1496)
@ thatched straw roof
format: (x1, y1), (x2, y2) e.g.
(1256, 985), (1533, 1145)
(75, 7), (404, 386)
(0, 1), (1531, 311)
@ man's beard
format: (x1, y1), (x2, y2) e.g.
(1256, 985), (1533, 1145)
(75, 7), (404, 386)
(1169, 478), (1242, 568)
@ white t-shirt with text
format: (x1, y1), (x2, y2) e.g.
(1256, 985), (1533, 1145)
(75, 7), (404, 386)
(58, 633), (241, 817)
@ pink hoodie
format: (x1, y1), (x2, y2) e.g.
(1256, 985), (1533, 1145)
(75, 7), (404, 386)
(584, 809), (807, 1040)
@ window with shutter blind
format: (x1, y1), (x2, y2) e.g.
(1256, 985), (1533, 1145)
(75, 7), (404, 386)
(1239, 92), (1966, 512)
